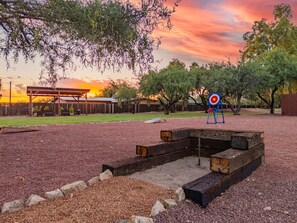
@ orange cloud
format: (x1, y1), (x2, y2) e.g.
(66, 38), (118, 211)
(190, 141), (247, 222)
(0, 83), (28, 103)
(0, 79), (109, 103)
(56, 78), (108, 97)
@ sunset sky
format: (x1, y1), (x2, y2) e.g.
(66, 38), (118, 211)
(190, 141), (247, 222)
(0, 0), (297, 102)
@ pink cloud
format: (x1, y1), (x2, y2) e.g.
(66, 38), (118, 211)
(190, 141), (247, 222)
(155, 0), (248, 64)
(224, 0), (297, 24)
(153, 0), (297, 66)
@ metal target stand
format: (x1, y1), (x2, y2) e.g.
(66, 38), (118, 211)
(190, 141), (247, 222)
(207, 93), (225, 124)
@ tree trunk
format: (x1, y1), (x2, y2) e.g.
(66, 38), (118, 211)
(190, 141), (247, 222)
(224, 99), (236, 115)
(256, 92), (270, 109)
(189, 95), (208, 113)
(164, 106), (170, 115)
(270, 86), (278, 114)
(235, 94), (242, 115)
(200, 95), (208, 113)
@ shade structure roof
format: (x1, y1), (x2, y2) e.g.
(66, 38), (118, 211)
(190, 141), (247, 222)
(58, 96), (117, 103)
(27, 86), (90, 97)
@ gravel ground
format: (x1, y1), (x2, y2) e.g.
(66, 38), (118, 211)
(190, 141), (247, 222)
(0, 112), (297, 222)
(0, 176), (173, 223)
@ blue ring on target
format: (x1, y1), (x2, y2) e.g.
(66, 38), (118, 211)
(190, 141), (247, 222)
(209, 93), (220, 106)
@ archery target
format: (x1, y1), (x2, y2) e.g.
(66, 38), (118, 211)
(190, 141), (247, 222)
(209, 94), (220, 106)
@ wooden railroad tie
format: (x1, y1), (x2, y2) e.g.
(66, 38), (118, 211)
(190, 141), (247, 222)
(136, 138), (192, 158)
(210, 143), (265, 174)
(183, 156), (263, 207)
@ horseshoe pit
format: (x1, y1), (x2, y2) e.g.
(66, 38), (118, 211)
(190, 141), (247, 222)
(102, 128), (265, 207)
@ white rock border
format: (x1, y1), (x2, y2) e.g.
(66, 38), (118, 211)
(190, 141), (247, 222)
(0, 169), (114, 214)
(125, 188), (186, 223)
(1, 168), (178, 223)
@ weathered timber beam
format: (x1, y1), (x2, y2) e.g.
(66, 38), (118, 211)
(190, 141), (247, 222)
(190, 137), (231, 157)
(183, 156), (263, 207)
(210, 143), (264, 174)
(102, 148), (195, 176)
(160, 128), (194, 141)
(190, 129), (237, 140)
(231, 132), (264, 150)
(136, 138), (192, 158)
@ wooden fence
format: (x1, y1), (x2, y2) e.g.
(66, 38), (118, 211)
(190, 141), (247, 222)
(282, 93), (297, 116)
(0, 102), (204, 116)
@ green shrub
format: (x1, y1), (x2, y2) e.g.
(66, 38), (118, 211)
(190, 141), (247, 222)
(69, 106), (74, 113)
(33, 105), (42, 113)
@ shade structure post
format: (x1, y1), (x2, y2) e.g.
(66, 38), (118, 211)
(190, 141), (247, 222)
(29, 91), (33, 116)
(85, 93), (88, 115)
(57, 91), (61, 116)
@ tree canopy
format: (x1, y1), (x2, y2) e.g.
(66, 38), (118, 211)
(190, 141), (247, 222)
(241, 3), (297, 61)
(140, 59), (194, 114)
(241, 3), (297, 113)
(103, 79), (137, 111)
(252, 48), (297, 113)
(0, 0), (179, 85)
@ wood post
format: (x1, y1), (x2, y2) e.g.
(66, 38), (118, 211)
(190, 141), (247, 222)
(29, 91), (33, 116)
(85, 93), (88, 115)
(58, 91), (61, 116)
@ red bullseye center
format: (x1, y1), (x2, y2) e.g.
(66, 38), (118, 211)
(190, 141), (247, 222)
(211, 97), (218, 103)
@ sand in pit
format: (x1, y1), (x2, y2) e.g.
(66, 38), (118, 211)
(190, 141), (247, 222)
(129, 156), (211, 189)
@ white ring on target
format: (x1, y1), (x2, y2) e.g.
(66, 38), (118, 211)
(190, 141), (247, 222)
(209, 94), (220, 106)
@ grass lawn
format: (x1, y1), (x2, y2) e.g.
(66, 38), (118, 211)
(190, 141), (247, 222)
(0, 112), (210, 127)
(0, 109), (266, 127)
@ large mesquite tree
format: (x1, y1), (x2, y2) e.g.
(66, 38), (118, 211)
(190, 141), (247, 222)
(0, 0), (180, 85)
(241, 3), (297, 113)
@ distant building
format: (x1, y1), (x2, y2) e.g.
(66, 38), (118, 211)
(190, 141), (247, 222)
(53, 97), (117, 113)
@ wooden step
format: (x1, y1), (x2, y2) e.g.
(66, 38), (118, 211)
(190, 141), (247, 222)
(231, 132), (264, 150)
(136, 138), (192, 158)
(210, 143), (264, 174)
(183, 156), (263, 207)
(102, 148), (195, 176)
(160, 128), (194, 141)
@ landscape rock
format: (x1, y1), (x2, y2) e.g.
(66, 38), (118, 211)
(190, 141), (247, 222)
(131, 215), (154, 223)
(26, 194), (46, 207)
(1, 199), (25, 213)
(88, 176), (100, 186)
(44, 189), (64, 200)
(151, 200), (166, 216)
(116, 219), (132, 223)
(175, 187), (185, 202)
(99, 169), (113, 181)
(163, 199), (177, 208)
(264, 206), (272, 211)
(60, 180), (88, 195)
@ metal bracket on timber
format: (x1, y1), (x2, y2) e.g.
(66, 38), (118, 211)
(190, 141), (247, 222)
(101, 128), (265, 207)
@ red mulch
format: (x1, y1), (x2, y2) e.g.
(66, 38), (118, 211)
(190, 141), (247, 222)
(0, 113), (297, 222)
